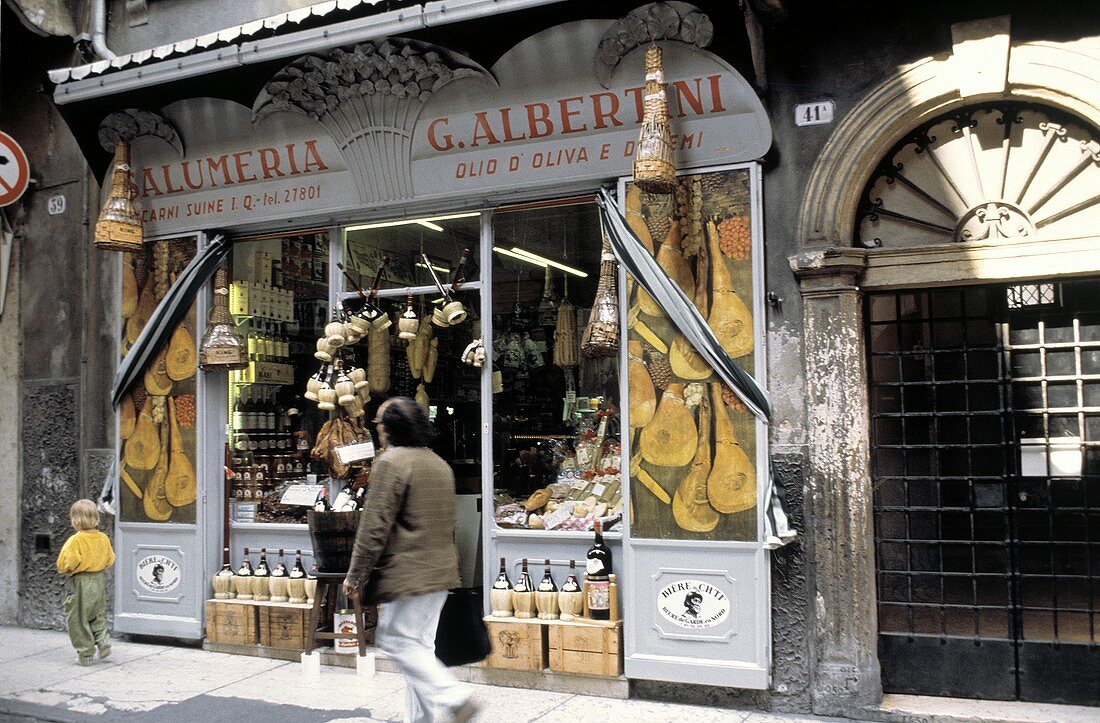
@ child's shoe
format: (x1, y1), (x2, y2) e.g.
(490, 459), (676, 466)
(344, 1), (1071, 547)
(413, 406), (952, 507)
(77, 654), (94, 666)
(97, 643), (111, 660)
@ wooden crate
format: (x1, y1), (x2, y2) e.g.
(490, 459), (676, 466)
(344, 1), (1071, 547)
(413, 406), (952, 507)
(483, 617), (547, 671)
(256, 601), (312, 649)
(548, 619), (622, 677)
(205, 600), (257, 646)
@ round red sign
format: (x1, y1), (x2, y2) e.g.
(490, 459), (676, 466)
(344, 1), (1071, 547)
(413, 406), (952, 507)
(0, 132), (30, 207)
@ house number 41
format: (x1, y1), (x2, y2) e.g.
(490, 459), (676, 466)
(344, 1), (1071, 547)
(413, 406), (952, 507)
(794, 100), (835, 127)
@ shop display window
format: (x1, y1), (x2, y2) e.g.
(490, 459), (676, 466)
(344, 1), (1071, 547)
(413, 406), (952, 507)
(118, 236), (199, 524)
(625, 168), (761, 541)
(225, 232), (331, 524)
(490, 201), (623, 533)
(340, 213), (483, 494)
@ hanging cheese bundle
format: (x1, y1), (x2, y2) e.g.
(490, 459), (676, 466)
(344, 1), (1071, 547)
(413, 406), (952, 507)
(705, 217), (753, 358)
(632, 45), (677, 194)
(368, 323), (391, 395)
(673, 392), (719, 532)
(627, 340), (655, 429)
(706, 384), (755, 514)
(671, 226), (712, 380)
(581, 233), (620, 358)
(165, 397), (196, 507)
(639, 383), (696, 468)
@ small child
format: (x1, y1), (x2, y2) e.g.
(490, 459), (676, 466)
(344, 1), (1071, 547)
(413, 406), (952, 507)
(56, 499), (116, 665)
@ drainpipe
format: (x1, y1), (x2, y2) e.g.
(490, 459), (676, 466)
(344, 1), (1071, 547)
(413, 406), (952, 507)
(91, 0), (116, 60)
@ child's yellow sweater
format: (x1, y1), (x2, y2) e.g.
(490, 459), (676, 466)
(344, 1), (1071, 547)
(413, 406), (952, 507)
(56, 530), (116, 575)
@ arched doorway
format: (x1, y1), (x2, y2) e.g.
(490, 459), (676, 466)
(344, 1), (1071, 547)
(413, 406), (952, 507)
(792, 18), (1100, 715)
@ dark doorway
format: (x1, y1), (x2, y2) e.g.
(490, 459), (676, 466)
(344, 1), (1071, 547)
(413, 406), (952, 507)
(868, 281), (1100, 705)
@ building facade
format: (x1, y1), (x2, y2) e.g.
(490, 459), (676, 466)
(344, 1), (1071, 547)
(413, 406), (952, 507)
(2, 0), (1098, 716)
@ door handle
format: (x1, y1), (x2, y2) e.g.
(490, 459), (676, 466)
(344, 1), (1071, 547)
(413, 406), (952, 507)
(1018, 492), (1029, 502)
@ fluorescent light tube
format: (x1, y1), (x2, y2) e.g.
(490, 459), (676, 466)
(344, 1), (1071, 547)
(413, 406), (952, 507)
(415, 262), (451, 274)
(346, 211), (479, 232)
(494, 247), (546, 266)
(509, 247), (589, 278)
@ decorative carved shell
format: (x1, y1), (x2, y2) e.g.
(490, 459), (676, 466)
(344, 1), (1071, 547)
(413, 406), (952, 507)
(595, 2), (714, 88)
(98, 109), (184, 156)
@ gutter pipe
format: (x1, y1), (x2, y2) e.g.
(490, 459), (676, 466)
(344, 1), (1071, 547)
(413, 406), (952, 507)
(90, 0), (117, 60)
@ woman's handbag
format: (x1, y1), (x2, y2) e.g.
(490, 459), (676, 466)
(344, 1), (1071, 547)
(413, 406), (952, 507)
(435, 587), (491, 666)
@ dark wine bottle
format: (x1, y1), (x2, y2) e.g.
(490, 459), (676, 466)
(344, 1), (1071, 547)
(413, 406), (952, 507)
(538, 559), (557, 593)
(585, 519), (611, 620)
(254, 548), (270, 578)
(492, 557), (511, 590)
(237, 547), (254, 577)
(561, 560), (581, 593)
(270, 548), (288, 577)
(289, 549), (306, 579)
(514, 558), (533, 593)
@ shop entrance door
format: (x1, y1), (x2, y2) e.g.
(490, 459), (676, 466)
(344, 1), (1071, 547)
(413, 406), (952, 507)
(620, 165), (771, 688)
(113, 233), (222, 639)
(869, 281), (1100, 705)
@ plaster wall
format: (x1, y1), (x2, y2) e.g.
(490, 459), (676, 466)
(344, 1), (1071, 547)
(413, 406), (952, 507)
(2, 9), (110, 628)
(0, 240), (21, 624)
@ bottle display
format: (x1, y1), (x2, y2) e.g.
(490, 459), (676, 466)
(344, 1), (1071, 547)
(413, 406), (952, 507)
(585, 519), (612, 620)
(490, 557), (513, 617)
(512, 558), (536, 619)
(536, 559), (559, 620)
(304, 563), (318, 604)
(558, 559), (584, 620)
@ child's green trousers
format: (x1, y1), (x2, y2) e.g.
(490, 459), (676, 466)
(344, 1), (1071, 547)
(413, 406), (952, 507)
(64, 571), (108, 657)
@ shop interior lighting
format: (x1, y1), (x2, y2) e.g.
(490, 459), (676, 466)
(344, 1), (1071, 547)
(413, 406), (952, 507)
(345, 212), (479, 232)
(508, 247), (589, 278)
(493, 247), (588, 277)
(415, 261), (451, 274)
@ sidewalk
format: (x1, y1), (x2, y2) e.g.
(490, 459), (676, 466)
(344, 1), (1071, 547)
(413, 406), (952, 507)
(0, 626), (848, 722)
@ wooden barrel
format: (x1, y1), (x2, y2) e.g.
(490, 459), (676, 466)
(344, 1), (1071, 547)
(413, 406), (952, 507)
(307, 510), (361, 573)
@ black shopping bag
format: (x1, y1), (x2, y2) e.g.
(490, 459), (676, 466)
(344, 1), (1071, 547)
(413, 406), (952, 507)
(435, 587), (491, 667)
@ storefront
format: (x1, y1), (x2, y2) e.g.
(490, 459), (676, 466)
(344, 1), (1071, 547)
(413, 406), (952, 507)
(48, 4), (786, 691)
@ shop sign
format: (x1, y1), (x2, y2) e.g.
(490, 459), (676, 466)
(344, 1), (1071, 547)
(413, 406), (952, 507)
(129, 19), (771, 235)
(136, 554), (181, 593)
(657, 579), (730, 630)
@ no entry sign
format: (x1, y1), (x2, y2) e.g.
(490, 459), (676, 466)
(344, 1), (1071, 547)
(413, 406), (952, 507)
(0, 132), (30, 207)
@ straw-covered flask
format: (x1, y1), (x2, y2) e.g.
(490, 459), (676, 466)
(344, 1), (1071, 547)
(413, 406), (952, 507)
(94, 141), (144, 251)
(199, 267), (249, 370)
(632, 45), (677, 194)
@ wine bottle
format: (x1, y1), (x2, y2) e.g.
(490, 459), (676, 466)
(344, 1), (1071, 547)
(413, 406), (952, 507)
(490, 557), (513, 617)
(347, 487), (366, 511)
(234, 548), (254, 600)
(314, 487), (330, 511)
(559, 559), (583, 620)
(268, 549), (289, 602)
(233, 389), (247, 431)
(252, 548), (271, 601)
(512, 558), (536, 619)
(585, 519), (612, 620)
(536, 558), (559, 620)
(332, 484), (353, 511)
(561, 560), (581, 593)
(271, 549), (288, 577)
(289, 550), (306, 579)
(212, 547), (235, 600)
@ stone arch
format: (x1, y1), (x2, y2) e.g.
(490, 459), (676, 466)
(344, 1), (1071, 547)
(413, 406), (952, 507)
(797, 38), (1100, 251)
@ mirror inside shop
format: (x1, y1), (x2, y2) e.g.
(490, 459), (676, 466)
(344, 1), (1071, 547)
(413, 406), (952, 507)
(225, 200), (622, 535)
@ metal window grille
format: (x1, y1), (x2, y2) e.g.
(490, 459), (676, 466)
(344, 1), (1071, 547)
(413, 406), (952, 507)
(867, 282), (1100, 705)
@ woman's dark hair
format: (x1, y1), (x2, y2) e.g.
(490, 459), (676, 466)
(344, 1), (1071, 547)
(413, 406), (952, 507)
(379, 397), (436, 448)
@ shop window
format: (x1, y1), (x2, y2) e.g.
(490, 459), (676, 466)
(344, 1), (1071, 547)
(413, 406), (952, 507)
(225, 232), (331, 523)
(118, 236), (199, 524)
(489, 200), (623, 533)
(626, 167), (761, 542)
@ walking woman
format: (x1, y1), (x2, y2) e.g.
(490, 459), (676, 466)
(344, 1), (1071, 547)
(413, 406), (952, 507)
(344, 397), (479, 723)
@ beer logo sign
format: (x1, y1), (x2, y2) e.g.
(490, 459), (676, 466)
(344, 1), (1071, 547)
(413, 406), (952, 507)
(136, 554), (181, 593)
(657, 579), (730, 630)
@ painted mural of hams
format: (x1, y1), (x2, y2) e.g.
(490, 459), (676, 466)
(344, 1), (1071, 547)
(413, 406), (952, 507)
(253, 39), (493, 203)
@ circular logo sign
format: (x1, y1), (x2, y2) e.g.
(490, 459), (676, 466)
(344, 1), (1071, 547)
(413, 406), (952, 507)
(657, 579), (730, 630)
(136, 554), (181, 593)
(0, 132), (30, 207)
